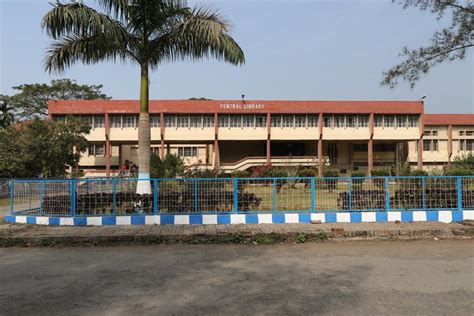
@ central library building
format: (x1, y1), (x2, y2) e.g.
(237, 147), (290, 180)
(48, 100), (474, 177)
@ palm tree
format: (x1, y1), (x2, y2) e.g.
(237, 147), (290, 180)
(42, 0), (245, 193)
(0, 97), (14, 129)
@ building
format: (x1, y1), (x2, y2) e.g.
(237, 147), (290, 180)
(48, 100), (474, 177)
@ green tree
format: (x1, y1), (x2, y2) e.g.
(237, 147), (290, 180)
(0, 95), (15, 129)
(382, 0), (473, 88)
(42, 0), (245, 193)
(10, 79), (110, 120)
(0, 118), (90, 178)
(150, 153), (185, 178)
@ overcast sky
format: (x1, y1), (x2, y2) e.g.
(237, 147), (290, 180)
(1, 0), (472, 113)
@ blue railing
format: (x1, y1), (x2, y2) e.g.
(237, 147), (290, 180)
(7, 176), (474, 216)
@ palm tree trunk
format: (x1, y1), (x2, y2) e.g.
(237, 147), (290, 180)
(136, 64), (152, 194)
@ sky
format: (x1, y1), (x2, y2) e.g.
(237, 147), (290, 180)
(0, 0), (472, 114)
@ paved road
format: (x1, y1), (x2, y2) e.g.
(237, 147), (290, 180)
(0, 240), (473, 315)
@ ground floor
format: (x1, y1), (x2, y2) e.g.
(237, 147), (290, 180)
(1, 240), (472, 315)
(80, 139), (418, 176)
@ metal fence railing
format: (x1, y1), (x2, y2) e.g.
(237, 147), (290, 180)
(7, 176), (474, 217)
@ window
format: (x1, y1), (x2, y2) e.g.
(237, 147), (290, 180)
(94, 116), (104, 128)
(396, 116), (406, 128)
(384, 115), (394, 127)
(374, 144), (396, 152)
(459, 130), (465, 136)
(177, 115), (189, 128)
(88, 144), (105, 156)
(53, 115), (66, 122)
(358, 115), (368, 127)
(122, 116), (136, 128)
(165, 115), (176, 127)
(466, 131), (473, 136)
(151, 115), (161, 128)
(323, 115), (332, 128)
(346, 116), (356, 128)
(190, 115), (201, 128)
(432, 140), (438, 151)
(203, 115), (214, 127)
(308, 115), (318, 127)
(423, 140), (431, 151)
(467, 140), (474, 151)
(178, 146), (198, 157)
(408, 116), (418, 127)
(256, 115), (267, 127)
(243, 115), (254, 128)
(460, 140), (474, 151)
(353, 144), (368, 152)
(80, 115), (93, 126)
(110, 116), (121, 128)
(334, 115), (344, 128)
(150, 147), (160, 155)
(431, 130), (438, 136)
(230, 115), (242, 128)
(271, 115), (281, 127)
(374, 115), (383, 127)
(295, 115), (306, 127)
(218, 115), (229, 127)
(282, 115), (293, 127)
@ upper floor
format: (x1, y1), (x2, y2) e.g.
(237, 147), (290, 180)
(49, 99), (426, 141)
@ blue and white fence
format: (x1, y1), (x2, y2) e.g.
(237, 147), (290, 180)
(4, 176), (474, 225)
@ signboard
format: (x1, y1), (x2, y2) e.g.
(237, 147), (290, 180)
(219, 103), (265, 110)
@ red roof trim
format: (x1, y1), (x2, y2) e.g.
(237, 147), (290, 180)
(424, 114), (474, 126)
(48, 99), (424, 115)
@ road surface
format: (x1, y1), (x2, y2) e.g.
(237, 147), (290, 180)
(0, 240), (473, 315)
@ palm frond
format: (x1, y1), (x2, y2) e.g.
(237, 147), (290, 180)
(148, 5), (245, 67)
(44, 33), (131, 73)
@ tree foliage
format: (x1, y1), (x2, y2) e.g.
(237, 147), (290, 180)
(150, 153), (185, 178)
(382, 0), (473, 88)
(0, 118), (90, 178)
(42, 0), (245, 190)
(0, 95), (15, 129)
(9, 79), (110, 120)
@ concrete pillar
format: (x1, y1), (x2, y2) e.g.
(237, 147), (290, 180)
(418, 114), (424, 170)
(214, 113), (220, 170)
(105, 113), (110, 177)
(318, 112), (323, 176)
(160, 112), (165, 159)
(267, 112), (271, 165)
(368, 139), (373, 175)
(318, 139), (323, 177)
(448, 124), (453, 167)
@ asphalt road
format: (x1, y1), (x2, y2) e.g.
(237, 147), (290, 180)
(0, 240), (473, 315)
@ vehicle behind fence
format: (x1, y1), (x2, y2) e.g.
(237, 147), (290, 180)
(8, 176), (474, 216)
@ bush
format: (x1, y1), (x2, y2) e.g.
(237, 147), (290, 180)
(351, 170), (366, 186)
(444, 167), (473, 176)
(191, 169), (218, 178)
(298, 168), (317, 177)
(371, 168), (390, 176)
(269, 168), (288, 178)
(231, 170), (250, 178)
(323, 169), (339, 178)
(410, 169), (428, 176)
(251, 165), (271, 177)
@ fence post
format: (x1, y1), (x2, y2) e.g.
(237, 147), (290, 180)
(40, 181), (44, 216)
(385, 177), (390, 211)
(233, 178), (238, 213)
(310, 177), (315, 212)
(9, 180), (14, 215)
(70, 179), (76, 217)
(273, 179), (277, 211)
(112, 177), (117, 215)
(348, 178), (353, 212)
(194, 179), (198, 212)
(457, 176), (462, 211)
(153, 179), (158, 215)
(422, 177), (426, 209)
